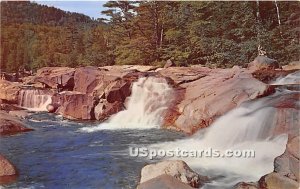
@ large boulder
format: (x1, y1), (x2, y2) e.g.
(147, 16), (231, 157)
(272, 93), (300, 137)
(137, 175), (194, 189)
(248, 56), (279, 72)
(0, 80), (21, 103)
(73, 66), (125, 95)
(140, 160), (207, 188)
(258, 172), (299, 189)
(0, 111), (33, 135)
(163, 67), (273, 134)
(54, 92), (96, 120)
(0, 155), (18, 184)
(33, 67), (75, 90)
(274, 136), (300, 182)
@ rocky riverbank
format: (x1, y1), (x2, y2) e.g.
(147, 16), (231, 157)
(0, 56), (299, 187)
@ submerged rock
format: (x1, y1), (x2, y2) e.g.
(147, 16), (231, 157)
(234, 182), (258, 189)
(139, 160), (207, 188)
(8, 110), (31, 119)
(0, 155), (18, 184)
(0, 111), (33, 135)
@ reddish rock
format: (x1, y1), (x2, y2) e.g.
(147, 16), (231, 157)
(0, 80), (21, 103)
(163, 67), (273, 134)
(158, 66), (212, 85)
(0, 111), (33, 135)
(55, 92), (96, 120)
(251, 69), (294, 83)
(73, 66), (123, 95)
(104, 80), (132, 103)
(46, 104), (56, 113)
(137, 175), (194, 189)
(0, 155), (18, 184)
(94, 99), (124, 121)
(272, 93), (300, 137)
(140, 160), (207, 188)
(34, 67), (75, 90)
(258, 172), (299, 189)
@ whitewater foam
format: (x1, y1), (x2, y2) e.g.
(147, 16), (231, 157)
(18, 89), (52, 111)
(272, 70), (300, 85)
(149, 91), (292, 188)
(81, 77), (174, 132)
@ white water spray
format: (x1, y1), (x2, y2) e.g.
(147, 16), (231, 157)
(149, 89), (296, 188)
(18, 89), (52, 111)
(272, 70), (300, 85)
(81, 77), (174, 132)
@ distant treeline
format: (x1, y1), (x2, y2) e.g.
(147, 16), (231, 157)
(0, 1), (299, 72)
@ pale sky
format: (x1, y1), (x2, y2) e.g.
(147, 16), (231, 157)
(34, 1), (108, 19)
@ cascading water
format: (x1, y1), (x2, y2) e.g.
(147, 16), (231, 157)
(81, 77), (174, 132)
(272, 70), (300, 85)
(18, 89), (52, 111)
(149, 72), (299, 188)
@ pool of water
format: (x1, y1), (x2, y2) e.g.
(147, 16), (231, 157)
(0, 113), (185, 189)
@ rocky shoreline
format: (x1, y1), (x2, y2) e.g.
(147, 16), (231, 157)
(0, 57), (299, 188)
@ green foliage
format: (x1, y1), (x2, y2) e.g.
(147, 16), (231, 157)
(1, 1), (299, 72)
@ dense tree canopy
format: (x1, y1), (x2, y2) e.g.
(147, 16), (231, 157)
(1, 1), (299, 72)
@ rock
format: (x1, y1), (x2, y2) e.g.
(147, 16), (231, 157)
(258, 172), (299, 189)
(286, 136), (300, 181)
(73, 66), (122, 95)
(0, 103), (25, 112)
(251, 69), (293, 83)
(0, 111), (33, 135)
(140, 160), (207, 188)
(102, 65), (157, 72)
(164, 67), (273, 134)
(158, 66), (212, 85)
(259, 137), (299, 189)
(46, 104), (56, 113)
(0, 80), (21, 103)
(282, 61), (300, 71)
(0, 155), (18, 184)
(248, 56), (279, 71)
(137, 175), (194, 189)
(34, 67), (75, 90)
(55, 92), (96, 120)
(272, 93), (300, 138)
(94, 99), (123, 121)
(164, 59), (175, 68)
(104, 80), (132, 103)
(8, 110), (31, 119)
(234, 182), (258, 189)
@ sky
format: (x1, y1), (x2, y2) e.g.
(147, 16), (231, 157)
(34, 1), (108, 19)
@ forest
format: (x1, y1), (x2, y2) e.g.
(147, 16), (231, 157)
(0, 1), (299, 72)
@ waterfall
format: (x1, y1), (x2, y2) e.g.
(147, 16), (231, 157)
(150, 90), (294, 188)
(149, 70), (300, 188)
(18, 89), (52, 111)
(81, 77), (174, 132)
